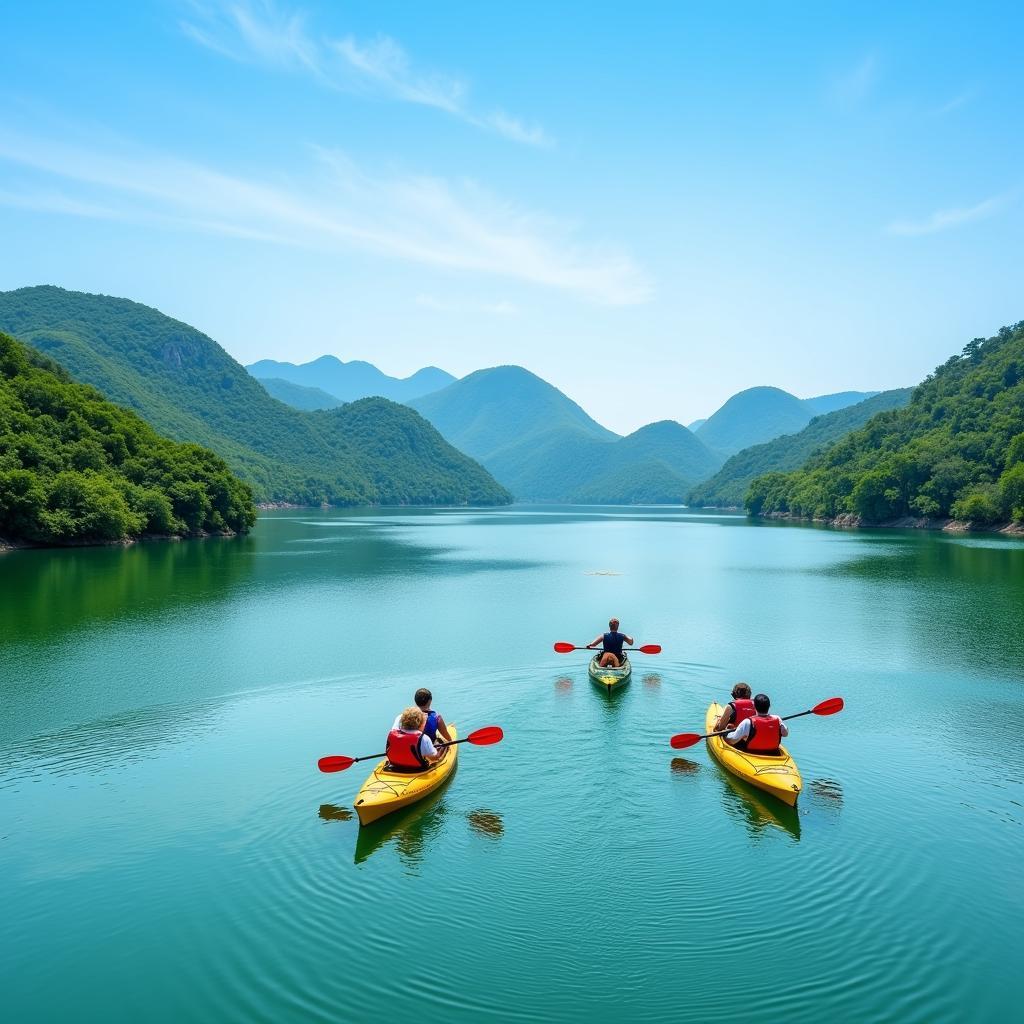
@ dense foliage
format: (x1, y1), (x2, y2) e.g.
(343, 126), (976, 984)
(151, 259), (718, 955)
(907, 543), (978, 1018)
(688, 389), (912, 507)
(0, 331), (256, 544)
(746, 324), (1024, 524)
(0, 287), (510, 506)
(410, 367), (722, 501)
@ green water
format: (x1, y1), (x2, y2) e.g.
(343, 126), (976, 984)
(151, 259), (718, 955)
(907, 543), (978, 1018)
(2, 507), (1022, 1023)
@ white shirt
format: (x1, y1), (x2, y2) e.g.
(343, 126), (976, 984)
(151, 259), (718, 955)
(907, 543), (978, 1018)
(727, 716), (788, 744)
(390, 718), (438, 758)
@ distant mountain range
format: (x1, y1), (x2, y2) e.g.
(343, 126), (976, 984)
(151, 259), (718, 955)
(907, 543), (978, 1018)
(409, 366), (722, 502)
(248, 355), (454, 403)
(258, 377), (344, 410)
(693, 386), (878, 456)
(0, 287), (510, 506)
(688, 388), (913, 507)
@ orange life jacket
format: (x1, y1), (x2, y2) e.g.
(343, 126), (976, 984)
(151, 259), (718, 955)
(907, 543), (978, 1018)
(743, 714), (782, 754)
(386, 728), (428, 770)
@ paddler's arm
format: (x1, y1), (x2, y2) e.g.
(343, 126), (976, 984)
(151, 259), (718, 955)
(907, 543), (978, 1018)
(714, 707), (731, 732)
(436, 714), (453, 744)
(421, 734), (442, 763)
(624, 634), (634, 645)
(585, 635), (603, 649)
(725, 719), (750, 747)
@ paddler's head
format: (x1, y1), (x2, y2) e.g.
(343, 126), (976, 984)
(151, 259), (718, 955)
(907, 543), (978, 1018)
(732, 682), (752, 699)
(414, 687), (432, 710)
(754, 694), (771, 714)
(399, 707), (426, 731)
(609, 618), (620, 630)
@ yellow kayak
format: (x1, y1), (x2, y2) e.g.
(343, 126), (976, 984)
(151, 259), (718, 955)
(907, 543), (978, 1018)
(705, 703), (802, 807)
(588, 654), (632, 691)
(354, 724), (459, 826)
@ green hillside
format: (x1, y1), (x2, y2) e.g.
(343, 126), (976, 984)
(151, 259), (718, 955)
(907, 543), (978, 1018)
(259, 377), (344, 410)
(0, 287), (510, 507)
(248, 355), (454, 402)
(0, 331), (255, 545)
(695, 386), (813, 454)
(688, 389), (912, 508)
(410, 368), (721, 501)
(747, 323), (1024, 525)
(410, 365), (618, 459)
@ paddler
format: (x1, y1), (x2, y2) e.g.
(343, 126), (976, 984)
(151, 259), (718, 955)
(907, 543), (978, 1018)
(385, 707), (444, 772)
(713, 682), (754, 733)
(585, 617), (634, 668)
(406, 687), (452, 745)
(724, 692), (788, 755)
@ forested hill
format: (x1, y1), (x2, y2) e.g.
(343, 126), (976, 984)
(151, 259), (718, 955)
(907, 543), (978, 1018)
(746, 323), (1024, 525)
(258, 377), (344, 410)
(248, 355), (453, 403)
(688, 388), (912, 508)
(0, 287), (510, 506)
(0, 331), (256, 545)
(409, 367), (722, 502)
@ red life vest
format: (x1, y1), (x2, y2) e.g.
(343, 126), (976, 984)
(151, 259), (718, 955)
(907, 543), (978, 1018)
(386, 728), (428, 770)
(729, 698), (756, 726)
(743, 714), (782, 754)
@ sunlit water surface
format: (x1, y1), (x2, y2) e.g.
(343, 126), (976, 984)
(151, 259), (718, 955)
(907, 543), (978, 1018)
(2, 507), (1022, 1023)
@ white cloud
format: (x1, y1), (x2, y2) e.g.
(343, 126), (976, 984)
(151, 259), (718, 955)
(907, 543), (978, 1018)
(181, 1), (551, 145)
(0, 129), (649, 305)
(885, 193), (1012, 236)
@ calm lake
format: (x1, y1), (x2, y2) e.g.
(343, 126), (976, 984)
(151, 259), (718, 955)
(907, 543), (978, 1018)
(2, 507), (1022, 1023)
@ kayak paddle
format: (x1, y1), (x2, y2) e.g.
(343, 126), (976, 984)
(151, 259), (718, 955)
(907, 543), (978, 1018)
(318, 725), (504, 773)
(668, 697), (845, 750)
(553, 642), (662, 654)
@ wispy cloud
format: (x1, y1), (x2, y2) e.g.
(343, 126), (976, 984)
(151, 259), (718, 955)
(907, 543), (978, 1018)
(931, 90), (975, 117)
(181, 1), (551, 146)
(0, 128), (648, 305)
(829, 53), (879, 109)
(416, 294), (518, 316)
(885, 192), (1013, 236)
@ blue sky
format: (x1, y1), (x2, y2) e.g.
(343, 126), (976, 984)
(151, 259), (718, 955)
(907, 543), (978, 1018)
(2, 0), (1022, 432)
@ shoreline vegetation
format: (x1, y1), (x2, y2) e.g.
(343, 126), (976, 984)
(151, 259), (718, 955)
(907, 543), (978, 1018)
(0, 330), (257, 548)
(757, 511), (1024, 537)
(744, 322), (1024, 534)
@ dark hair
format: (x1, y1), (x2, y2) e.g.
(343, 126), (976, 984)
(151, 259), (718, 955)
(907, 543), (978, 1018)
(609, 618), (619, 628)
(754, 693), (771, 713)
(731, 682), (752, 699)
(414, 688), (432, 708)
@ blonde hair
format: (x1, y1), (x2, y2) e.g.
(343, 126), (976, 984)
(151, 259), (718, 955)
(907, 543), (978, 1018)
(399, 706), (426, 731)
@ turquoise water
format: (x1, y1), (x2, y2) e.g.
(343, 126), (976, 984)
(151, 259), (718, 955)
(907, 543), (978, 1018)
(2, 507), (1022, 1023)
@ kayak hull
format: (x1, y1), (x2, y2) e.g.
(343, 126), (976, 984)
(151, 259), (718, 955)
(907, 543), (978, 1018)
(354, 724), (458, 826)
(588, 654), (632, 691)
(705, 703), (802, 807)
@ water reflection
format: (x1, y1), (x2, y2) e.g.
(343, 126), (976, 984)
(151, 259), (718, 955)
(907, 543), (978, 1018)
(467, 809), (505, 839)
(809, 778), (845, 810)
(717, 765), (801, 841)
(670, 757), (701, 775)
(352, 789), (450, 869)
(643, 673), (662, 690)
(318, 804), (354, 823)
(554, 676), (574, 692)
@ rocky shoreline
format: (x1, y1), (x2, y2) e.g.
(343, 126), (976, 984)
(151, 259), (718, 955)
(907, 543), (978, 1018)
(759, 511), (1024, 536)
(0, 528), (239, 553)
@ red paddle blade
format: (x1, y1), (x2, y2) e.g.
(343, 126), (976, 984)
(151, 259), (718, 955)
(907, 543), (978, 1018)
(318, 755), (356, 773)
(637, 644), (662, 654)
(669, 733), (702, 750)
(813, 697), (845, 716)
(467, 726), (504, 745)
(553, 642), (576, 653)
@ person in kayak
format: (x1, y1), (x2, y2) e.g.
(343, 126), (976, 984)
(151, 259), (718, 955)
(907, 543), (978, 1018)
(408, 687), (452, 745)
(585, 618), (634, 668)
(724, 693), (788, 755)
(385, 706), (444, 772)
(713, 682), (754, 733)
